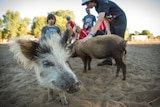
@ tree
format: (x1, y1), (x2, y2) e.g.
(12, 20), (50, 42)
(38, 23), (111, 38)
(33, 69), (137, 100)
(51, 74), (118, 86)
(124, 28), (130, 40)
(141, 30), (154, 39)
(0, 18), (3, 39)
(31, 16), (46, 38)
(134, 31), (140, 35)
(1, 10), (31, 39)
(31, 10), (75, 38)
(18, 17), (30, 36)
(156, 35), (160, 40)
(54, 10), (75, 21)
(0, 18), (3, 27)
(52, 10), (75, 32)
(2, 10), (21, 38)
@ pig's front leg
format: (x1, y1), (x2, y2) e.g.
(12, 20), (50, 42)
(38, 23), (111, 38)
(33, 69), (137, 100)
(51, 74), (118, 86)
(48, 88), (54, 102)
(58, 91), (68, 105)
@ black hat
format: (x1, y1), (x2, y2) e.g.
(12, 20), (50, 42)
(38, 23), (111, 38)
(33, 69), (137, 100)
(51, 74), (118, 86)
(47, 14), (56, 24)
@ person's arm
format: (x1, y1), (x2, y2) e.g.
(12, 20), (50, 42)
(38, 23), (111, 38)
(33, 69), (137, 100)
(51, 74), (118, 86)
(41, 26), (46, 36)
(104, 18), (111, 35)
(90, 12), (105, 35)
(57, 27), (62, 36)
(81, 13), (105, 43)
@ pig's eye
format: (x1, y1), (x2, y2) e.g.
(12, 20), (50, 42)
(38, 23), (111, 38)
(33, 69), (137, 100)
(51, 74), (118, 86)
(43, 60), (55, 68)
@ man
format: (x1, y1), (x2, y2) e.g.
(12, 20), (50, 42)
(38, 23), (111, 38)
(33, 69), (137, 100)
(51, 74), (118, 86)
(81, 0), (127, 66)
(82, 8), (96, 27)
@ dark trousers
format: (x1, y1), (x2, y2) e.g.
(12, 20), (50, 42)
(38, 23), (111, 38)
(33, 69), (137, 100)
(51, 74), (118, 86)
(110, 14), (127, 38)
(94, 30), (105, 36)
(98, 14), (127, 66)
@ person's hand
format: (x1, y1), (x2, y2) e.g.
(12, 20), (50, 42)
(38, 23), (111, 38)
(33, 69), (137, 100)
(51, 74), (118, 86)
(106, 29), (111, 35)
(81, 34), (92, 43)
(107, 30), (111, 35)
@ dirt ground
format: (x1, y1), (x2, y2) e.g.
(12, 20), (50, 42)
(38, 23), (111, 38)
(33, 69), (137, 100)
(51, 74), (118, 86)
(0, 43), (160, 107)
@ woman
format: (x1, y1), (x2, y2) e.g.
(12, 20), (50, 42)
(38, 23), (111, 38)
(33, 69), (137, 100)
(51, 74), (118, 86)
(81, 0), (127, 66)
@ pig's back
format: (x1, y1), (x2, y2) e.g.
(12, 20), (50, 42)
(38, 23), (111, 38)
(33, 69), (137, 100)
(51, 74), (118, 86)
(83, 34), (124, 58)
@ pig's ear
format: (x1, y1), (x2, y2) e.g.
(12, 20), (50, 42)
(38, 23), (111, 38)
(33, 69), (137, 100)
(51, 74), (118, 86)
(9, 38), (39, 70)
(17, 39), (39, 60)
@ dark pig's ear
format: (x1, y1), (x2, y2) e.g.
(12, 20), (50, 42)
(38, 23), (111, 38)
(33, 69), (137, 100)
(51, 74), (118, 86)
(17, 39), (39, 60)
(9, 38), (40, 70)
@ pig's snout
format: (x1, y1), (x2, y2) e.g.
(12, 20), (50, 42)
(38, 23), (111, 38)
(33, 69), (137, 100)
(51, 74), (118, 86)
(66, 80), (81, 93)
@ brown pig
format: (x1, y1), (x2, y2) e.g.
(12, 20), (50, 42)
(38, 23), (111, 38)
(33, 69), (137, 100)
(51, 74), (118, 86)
(69, 34), (127, 80)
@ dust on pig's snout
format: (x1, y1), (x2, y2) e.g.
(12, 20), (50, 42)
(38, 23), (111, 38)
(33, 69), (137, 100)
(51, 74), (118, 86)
(53, 72), (81, 93)
(66, 80), (81, 93)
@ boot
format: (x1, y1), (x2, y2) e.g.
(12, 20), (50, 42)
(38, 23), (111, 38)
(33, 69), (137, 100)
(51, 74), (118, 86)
(97, 58), (112, 66)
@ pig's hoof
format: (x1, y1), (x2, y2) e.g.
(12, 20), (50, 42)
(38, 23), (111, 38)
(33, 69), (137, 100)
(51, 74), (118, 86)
(122, 78), (126, 80)
(59, 99), (68, 105)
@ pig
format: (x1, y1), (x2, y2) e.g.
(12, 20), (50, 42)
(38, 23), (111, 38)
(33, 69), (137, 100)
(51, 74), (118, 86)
(9, 33), (81, 105)
(69, 34), (127, 80)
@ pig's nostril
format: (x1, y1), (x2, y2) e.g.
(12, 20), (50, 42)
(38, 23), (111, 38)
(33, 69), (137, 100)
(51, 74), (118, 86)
(73, 80), (81, 88)
(66, 80), (81, 93)
(71, 80), (81, 88)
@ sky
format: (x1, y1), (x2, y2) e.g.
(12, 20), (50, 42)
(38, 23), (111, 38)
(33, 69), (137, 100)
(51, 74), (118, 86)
(0, 0), (160, 36)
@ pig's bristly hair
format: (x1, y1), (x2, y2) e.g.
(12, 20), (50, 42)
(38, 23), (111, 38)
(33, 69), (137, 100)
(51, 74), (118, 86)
(9, 33), (69, 70)
(9, 37), (36, 70)
(38, 33), (69, 62)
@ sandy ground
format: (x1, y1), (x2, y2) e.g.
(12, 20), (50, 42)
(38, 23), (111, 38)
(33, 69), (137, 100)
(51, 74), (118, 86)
(0, 43), (160, 107)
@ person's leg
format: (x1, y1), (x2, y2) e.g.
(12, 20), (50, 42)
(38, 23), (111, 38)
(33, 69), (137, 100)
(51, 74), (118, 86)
(97, 15), (127, 66)
(110, 15), (127, 38)
(97, 57), (112, 66)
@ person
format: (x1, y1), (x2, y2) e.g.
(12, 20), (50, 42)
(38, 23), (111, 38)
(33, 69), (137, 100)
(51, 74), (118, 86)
(81, 0), (127, 66)
(41, 13), (61, 38)
(82, 8), (96, 27)
(66, 16), (76, 43)
(73, 23), (91, 40)
(99, 20), (107, 34)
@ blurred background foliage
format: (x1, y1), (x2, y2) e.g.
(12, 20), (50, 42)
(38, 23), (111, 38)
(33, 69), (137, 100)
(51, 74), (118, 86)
(0, 10), (160, 40)
(0, 10), (75, 39)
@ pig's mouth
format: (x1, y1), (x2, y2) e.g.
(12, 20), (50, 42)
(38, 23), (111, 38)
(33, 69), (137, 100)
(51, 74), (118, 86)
(66, 80), (81, 93)
(52, 79), (81, 93)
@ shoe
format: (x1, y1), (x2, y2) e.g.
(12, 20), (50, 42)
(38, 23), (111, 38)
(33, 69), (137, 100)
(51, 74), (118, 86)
(97, 58), (112, 66)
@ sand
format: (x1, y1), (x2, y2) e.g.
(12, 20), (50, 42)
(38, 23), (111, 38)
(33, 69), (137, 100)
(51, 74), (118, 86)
(0, 43), (160, 107)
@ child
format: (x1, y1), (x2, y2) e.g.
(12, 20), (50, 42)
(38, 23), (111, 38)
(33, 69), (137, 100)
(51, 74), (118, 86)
(66, 16), (76, 43)
(73, 23), (91, 40)
(41, 14), (61, 38)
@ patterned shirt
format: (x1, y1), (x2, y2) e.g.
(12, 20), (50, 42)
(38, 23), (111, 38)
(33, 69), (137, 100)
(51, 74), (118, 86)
(78, 29), (89, 39)
(82, 14), (96, 27)
(41, 26), (61, 36)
